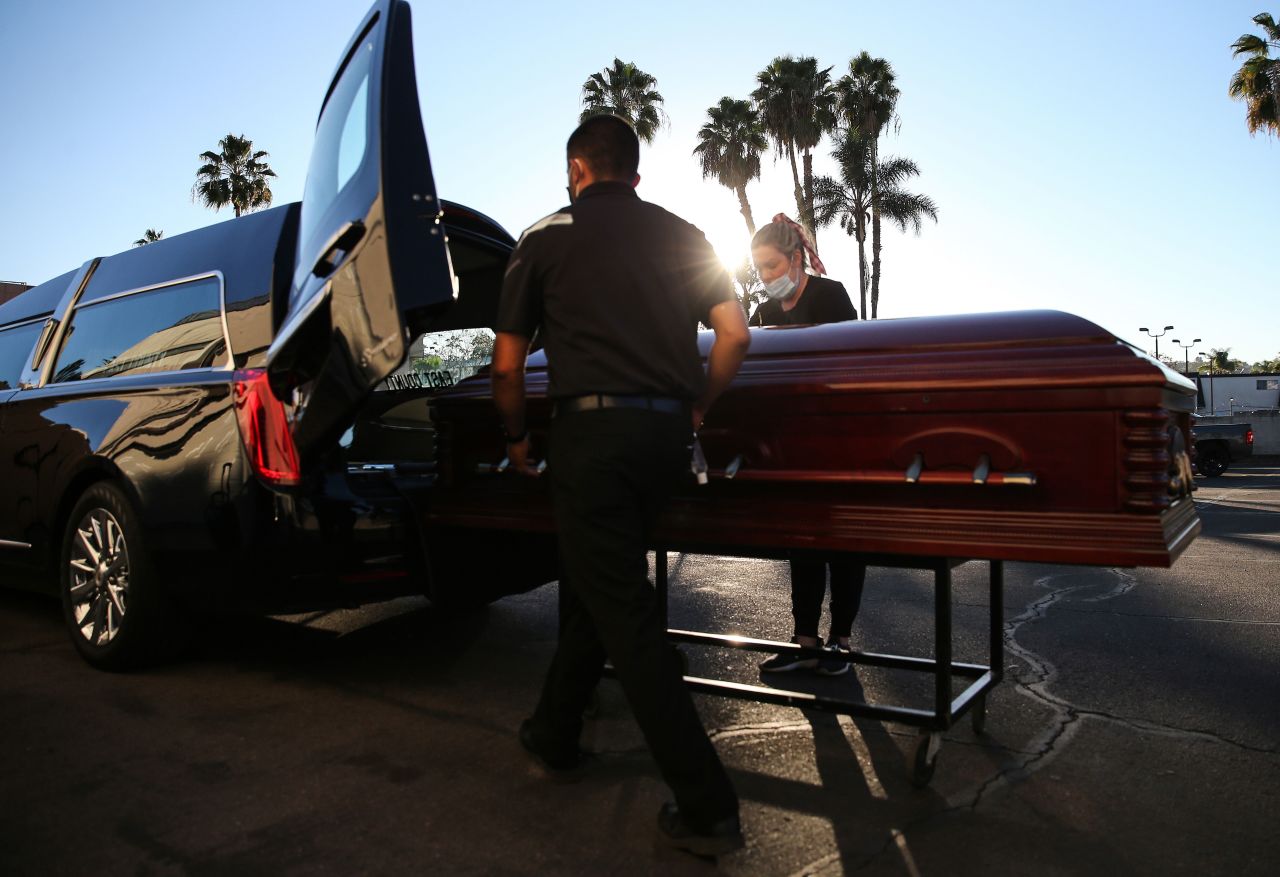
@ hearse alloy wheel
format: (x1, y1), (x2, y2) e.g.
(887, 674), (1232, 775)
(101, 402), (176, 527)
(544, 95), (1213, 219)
(67, 506), (130, 647)
(60, 482), (181, 670)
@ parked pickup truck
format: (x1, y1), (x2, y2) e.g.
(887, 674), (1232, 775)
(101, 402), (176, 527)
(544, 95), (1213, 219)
(1192, 417), (1253, 477)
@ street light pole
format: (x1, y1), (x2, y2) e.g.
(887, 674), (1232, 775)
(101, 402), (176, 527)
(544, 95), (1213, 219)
(1171, 337), (1201, 375)
(1139, 325), (1175, 360)
(1199, 350), (1214, 413)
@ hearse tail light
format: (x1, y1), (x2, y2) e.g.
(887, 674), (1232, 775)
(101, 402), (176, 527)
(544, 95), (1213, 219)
(1246, 429), (1254, 446)
(233, 369), (302, 487)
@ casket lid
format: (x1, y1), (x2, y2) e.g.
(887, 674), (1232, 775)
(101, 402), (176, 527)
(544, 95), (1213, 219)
(519, 308), (1194, 395)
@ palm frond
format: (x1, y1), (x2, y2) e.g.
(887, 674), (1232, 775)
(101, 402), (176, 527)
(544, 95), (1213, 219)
(1253, 12), (1280, 42)
(192, 132), (277, 213)
(878, 190), (938, 234)
(579, 59), (668, 143)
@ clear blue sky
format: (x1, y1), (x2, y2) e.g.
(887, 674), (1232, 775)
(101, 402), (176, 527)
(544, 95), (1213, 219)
(2, 0), (1275, 362)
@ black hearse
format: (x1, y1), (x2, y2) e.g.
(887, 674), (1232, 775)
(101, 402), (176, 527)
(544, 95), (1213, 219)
(0, 0), (553, 669)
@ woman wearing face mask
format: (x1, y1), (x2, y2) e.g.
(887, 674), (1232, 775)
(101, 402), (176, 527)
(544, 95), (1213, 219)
(749, 215), (864, 675)
(750, 214), (857, 327)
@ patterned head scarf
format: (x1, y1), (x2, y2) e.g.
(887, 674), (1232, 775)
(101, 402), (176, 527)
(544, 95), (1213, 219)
(770, 213), (827, 276)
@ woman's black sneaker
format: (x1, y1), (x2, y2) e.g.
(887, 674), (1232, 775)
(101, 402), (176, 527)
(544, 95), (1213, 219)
(759, 638), (820, 673)
(816, 641), (853, 676)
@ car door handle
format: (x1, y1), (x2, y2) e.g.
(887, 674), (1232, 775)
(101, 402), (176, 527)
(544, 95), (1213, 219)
(311, 220), (367, 278)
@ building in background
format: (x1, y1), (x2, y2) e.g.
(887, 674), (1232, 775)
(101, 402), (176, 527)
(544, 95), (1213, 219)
(1196, 372), (1280, 414)
(0, 281), (32, 306)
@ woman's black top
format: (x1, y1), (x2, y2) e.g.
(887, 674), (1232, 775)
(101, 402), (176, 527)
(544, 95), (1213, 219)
(750, 275), (857, 327)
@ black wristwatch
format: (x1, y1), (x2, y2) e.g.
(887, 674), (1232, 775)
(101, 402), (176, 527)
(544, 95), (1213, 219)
(503, 425), (528, 444)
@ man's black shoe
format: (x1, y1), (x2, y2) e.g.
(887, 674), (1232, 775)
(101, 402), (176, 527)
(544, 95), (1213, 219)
(656, 802), (744, 856)
(519, 719), (589, 783)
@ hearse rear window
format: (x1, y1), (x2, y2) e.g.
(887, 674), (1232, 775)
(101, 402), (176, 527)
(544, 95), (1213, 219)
(0, 320), (43, 389)
(51, 277), (228, 384)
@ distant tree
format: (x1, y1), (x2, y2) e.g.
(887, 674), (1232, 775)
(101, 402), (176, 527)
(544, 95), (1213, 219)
(192, 133), (277, 217)
(133, 229), (163, 247)
(731, 258), (766, 318)
(469, 330), (495, 361)
(694, 98), (768, 236)
(580, 59), (667, 143)
(751, 56), (837, 247)
(835, 53), (901, 314)
(1229, 12), (1280, 138)
(1203, 348), (1245, 373)
(1254, 352), (1280, 371)
(812, 128), (937, 318)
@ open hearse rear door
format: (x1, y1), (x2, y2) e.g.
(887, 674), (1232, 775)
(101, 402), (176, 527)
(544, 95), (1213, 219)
(266, 0), (455, 459)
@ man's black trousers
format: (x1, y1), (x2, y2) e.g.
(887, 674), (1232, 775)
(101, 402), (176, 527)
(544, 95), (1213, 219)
(528, 406), (738, 828)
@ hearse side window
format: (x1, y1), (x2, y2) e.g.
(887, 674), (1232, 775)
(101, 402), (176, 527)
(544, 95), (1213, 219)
(380, 328), (494, 392)
(0, 321), (43, 390)
(376, 235), (507, 392)
(50, 277), (227, 384)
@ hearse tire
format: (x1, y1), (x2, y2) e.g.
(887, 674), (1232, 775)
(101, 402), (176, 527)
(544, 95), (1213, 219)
(1197, 445), (1228, 478)
(60, 482), (183, 671)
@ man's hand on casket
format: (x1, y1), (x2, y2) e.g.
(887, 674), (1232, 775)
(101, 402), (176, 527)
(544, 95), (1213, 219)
(506, 434), (539, 477)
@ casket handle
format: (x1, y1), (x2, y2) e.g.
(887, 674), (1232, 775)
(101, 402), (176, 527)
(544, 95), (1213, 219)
(725, 455), (744, 479)
(703, 465), (1037, 487)
(475, 457), (547, 475)
(905, 453), (924, 483)
(973, 454), (991, 485)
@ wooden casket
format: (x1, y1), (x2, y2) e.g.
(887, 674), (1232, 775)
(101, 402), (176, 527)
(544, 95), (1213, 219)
(426, 310), (1200, 568)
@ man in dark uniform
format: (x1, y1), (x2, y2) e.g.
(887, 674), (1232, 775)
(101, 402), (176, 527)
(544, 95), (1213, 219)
(491, 114), (751, 856)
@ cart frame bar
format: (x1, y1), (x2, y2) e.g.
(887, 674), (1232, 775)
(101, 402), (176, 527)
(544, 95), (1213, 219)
(653, 552), (1005, 733)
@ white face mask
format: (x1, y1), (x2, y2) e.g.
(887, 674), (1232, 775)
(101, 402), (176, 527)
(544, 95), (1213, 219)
(763, 262), (800, 301)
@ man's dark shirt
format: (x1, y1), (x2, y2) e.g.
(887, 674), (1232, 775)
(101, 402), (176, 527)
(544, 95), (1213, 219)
(496, 181), (735, 400)
(750, 276), (857, 327)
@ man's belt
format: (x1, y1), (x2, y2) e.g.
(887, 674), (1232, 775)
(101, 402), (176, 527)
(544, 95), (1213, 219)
(553, 394), (686, 416)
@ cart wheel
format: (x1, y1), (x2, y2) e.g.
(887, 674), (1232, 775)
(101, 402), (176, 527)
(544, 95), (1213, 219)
(971, 694), (988, 735)
(910, 733), (941, 788)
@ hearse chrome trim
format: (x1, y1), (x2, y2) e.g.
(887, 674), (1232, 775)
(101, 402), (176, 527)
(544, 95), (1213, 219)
(23, 366), (238, 392)
(0, 314), (53, 333)
(0, 539), (33, 549)
(23, 257), (99, 388)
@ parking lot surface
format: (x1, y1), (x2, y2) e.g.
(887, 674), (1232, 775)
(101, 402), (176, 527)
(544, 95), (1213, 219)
(2, 466), (1277, 875)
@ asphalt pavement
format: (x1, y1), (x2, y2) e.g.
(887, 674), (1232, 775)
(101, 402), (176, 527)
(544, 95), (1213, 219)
(1, 465), (1277, 875)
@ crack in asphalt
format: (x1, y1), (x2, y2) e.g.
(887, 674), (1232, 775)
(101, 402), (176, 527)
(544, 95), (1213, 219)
(852, 566), (1279, 873)
(1052, 606), (1280, 626)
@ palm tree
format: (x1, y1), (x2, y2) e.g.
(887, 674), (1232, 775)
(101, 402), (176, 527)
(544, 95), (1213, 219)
(693, 98), (768, 236)
(751, 57), (837, 247)
(732, 258), (766, 318)
(1229, 13), (1280, 137)
(192, 133), (277, 217)
(836, 53), (900, 313)
(1204, 348), (1241, 374)
(580, 59), (668, 143)
(813, 128), (937, 318)
(133, 229), (163, 247)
